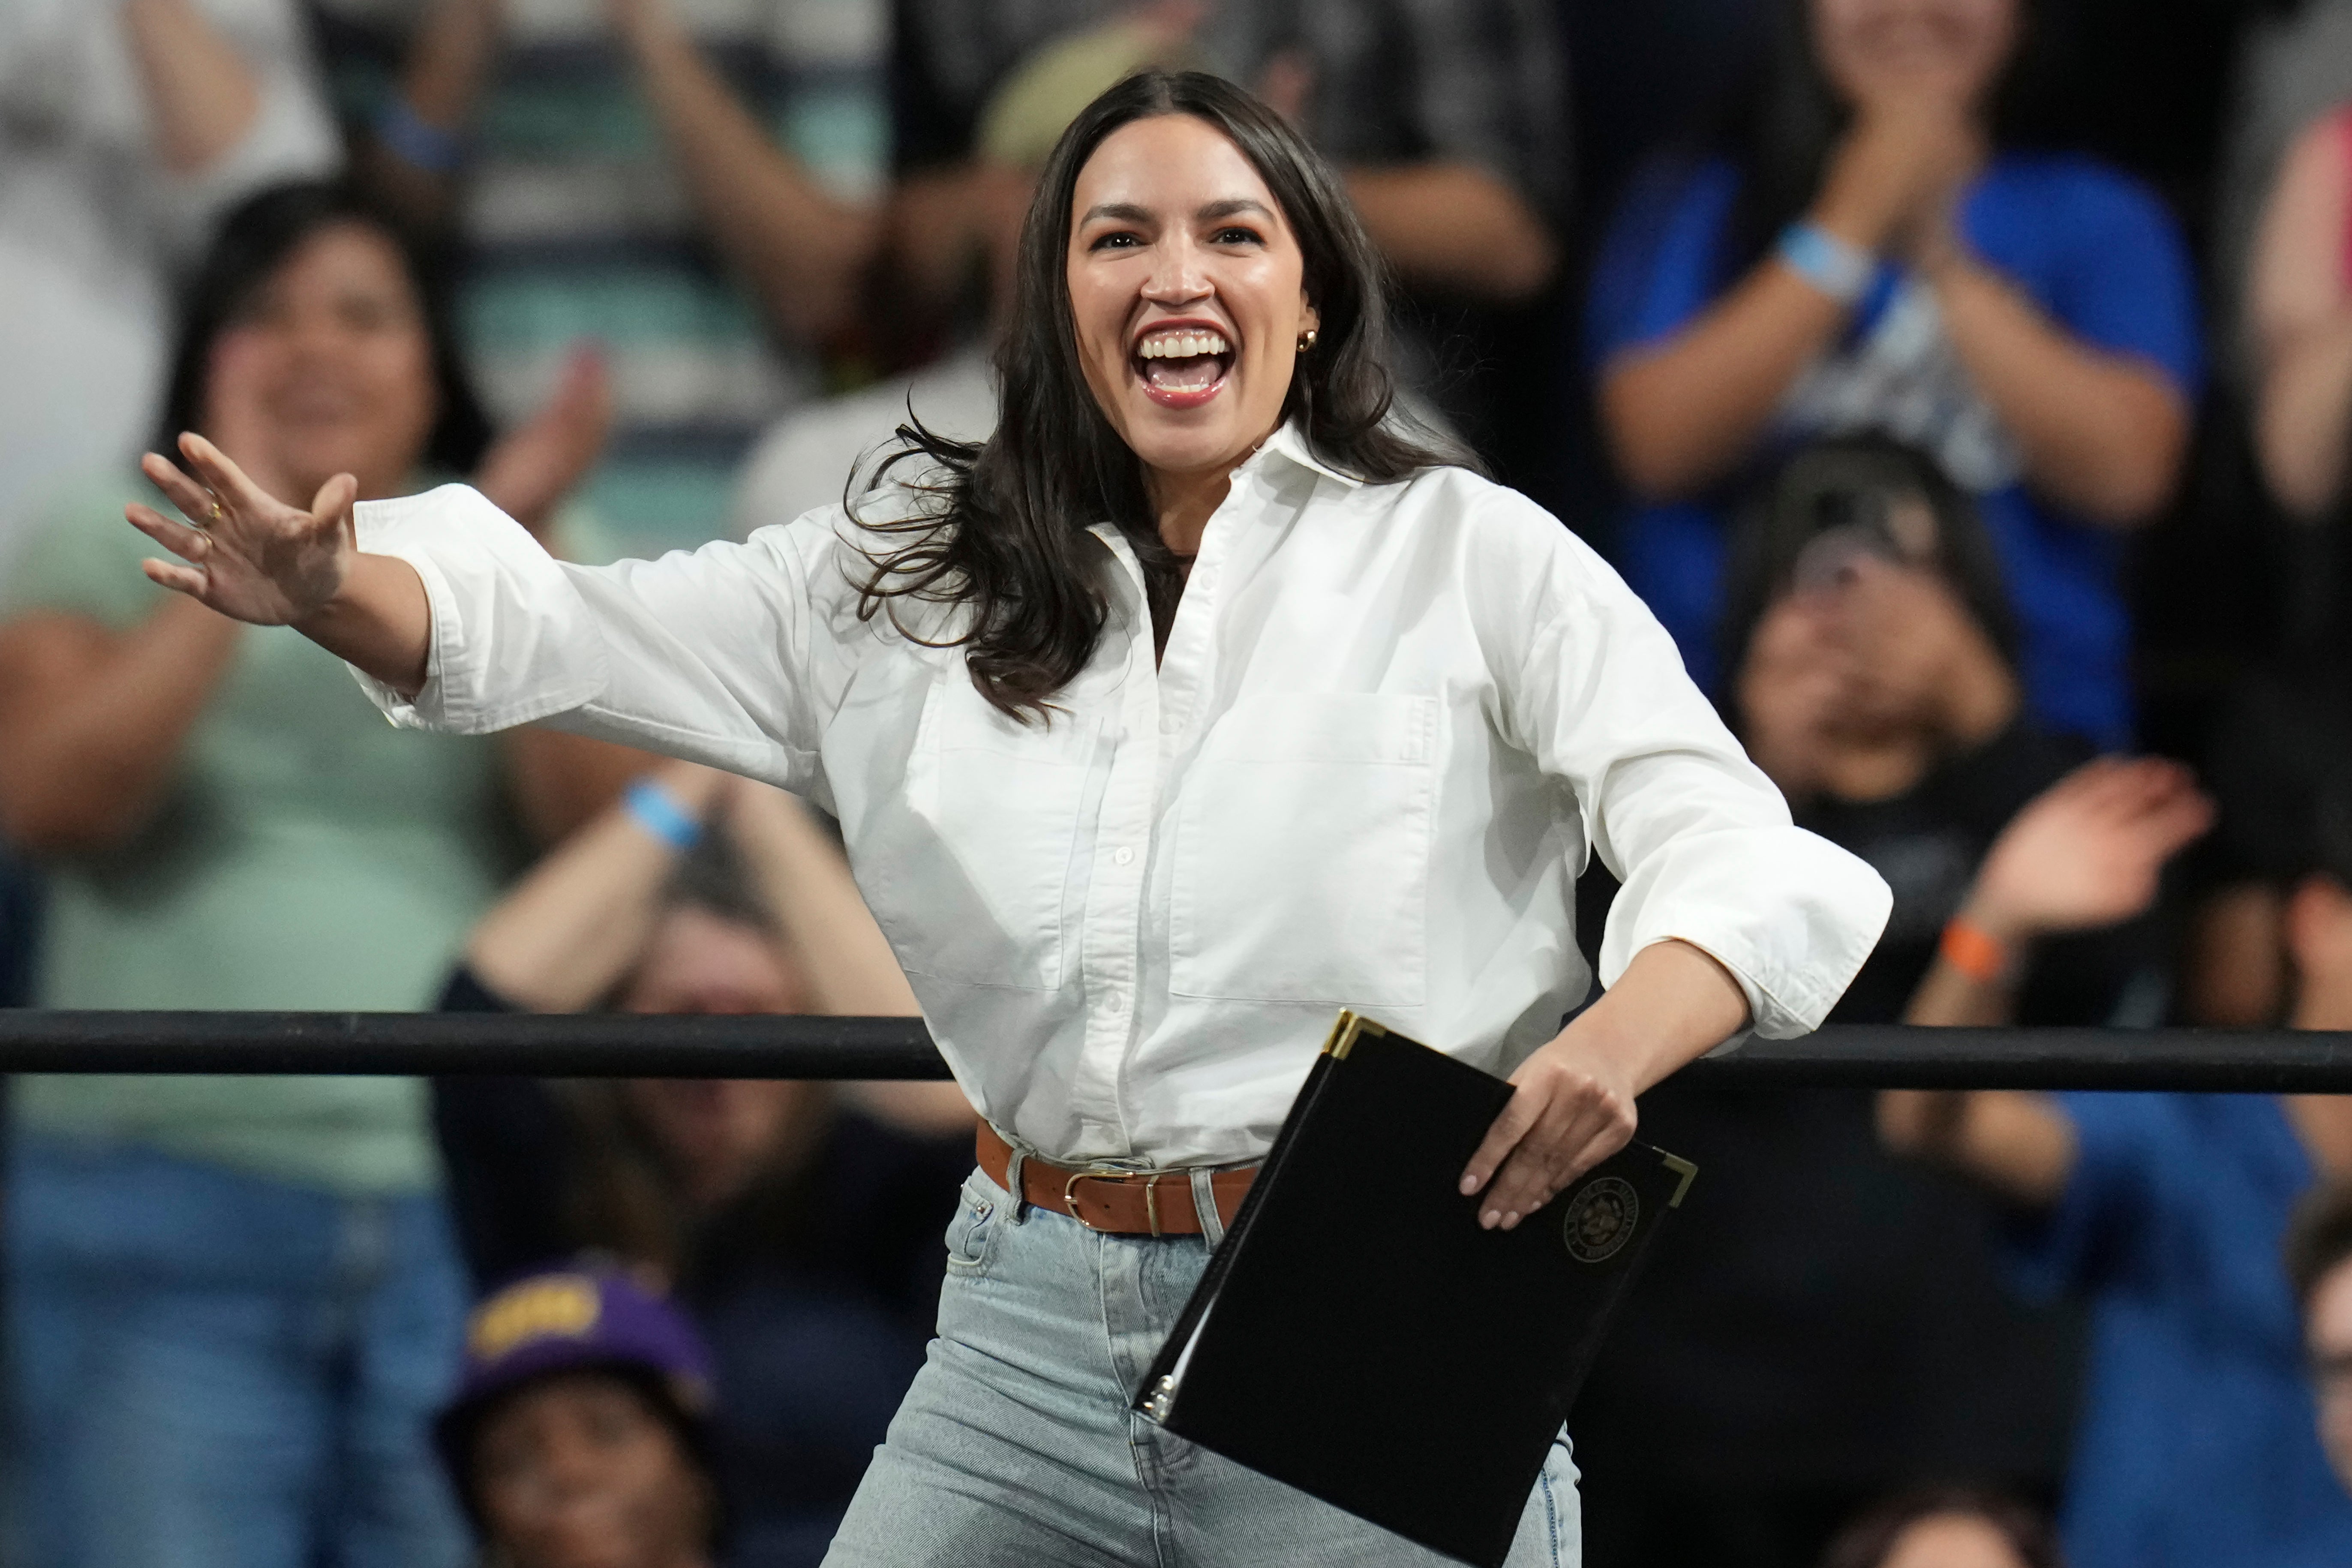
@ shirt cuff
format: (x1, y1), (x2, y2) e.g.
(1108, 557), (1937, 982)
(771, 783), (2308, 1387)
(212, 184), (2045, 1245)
(350, 484), (609, 733)
(1599, 824), (1892, 1039)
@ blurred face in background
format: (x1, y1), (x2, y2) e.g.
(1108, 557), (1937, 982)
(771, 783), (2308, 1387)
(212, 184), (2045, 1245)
(1736, 550), (2011, 794)
(618, 906), (809, 1018)
(201, 221), (438, 505)
(2309, 1255), (2352, 1493)
(1066, 113), (1318, 488)
(623, 1077), (829, 1211)
(1874, 1511), (2035, 1568)
(619, 905), (827, 1209)
(473, 1372), (714, 1568)
(1813, 0), (2020, 111)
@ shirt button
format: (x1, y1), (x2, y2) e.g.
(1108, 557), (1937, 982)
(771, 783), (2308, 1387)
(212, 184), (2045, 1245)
(1113, 846), (1135, 866)
(1099, 989), (1123, 1013)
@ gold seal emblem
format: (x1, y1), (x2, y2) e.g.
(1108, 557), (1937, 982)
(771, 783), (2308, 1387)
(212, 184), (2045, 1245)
(1562, 1176), (1639, 1264)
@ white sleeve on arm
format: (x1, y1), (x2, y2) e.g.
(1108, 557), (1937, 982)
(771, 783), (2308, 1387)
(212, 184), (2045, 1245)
(350, 484), (832, 788)
(1491, 508), (1892, 1040)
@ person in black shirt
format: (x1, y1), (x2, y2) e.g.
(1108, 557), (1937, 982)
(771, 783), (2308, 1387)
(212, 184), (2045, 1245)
(1571, 439), (2194, 1568)
(435, 763), (973, 1568)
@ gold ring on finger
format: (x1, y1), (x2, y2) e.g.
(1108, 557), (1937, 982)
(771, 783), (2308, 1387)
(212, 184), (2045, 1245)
(207, 497), (225, 524)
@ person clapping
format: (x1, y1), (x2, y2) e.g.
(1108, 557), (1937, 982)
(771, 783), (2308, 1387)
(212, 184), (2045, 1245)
(1878, 763), (2352, 1568)
(1588, 0), (2199, 748)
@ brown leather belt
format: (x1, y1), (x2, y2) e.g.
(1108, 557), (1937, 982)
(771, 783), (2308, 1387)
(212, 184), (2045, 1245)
(976, 1122), (1256, 1237)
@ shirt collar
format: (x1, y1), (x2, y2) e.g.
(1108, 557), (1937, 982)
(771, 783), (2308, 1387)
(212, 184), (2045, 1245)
(1253, 420), (1363, 489)
(1085, 420), (1362, 553)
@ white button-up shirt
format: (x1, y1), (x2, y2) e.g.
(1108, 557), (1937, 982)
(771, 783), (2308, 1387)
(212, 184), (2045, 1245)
(354, 424), (1891, 1167)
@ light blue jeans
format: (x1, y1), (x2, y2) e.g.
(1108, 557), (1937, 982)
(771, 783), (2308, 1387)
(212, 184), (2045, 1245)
(5, 1135), (471, 1568)
(823, 1166), (1581, 1567)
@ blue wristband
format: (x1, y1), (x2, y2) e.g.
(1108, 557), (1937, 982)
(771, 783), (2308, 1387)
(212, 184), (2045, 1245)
(625, 779), (703, 853)
(375, 96), (466, 175)
(1776, 219), (1877, 304)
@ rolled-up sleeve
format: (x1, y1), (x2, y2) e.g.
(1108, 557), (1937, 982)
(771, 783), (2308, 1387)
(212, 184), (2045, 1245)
(351, 484), (829, 788)
(1493, 512), (1891, 1038)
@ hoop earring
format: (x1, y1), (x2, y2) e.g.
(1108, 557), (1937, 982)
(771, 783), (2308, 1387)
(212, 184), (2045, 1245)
(1296, 328), (1318, 352)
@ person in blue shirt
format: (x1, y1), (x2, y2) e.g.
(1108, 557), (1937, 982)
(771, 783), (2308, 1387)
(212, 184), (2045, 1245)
(2286, 1179), (2352, 1568)
(1880, 769), (2352, 1568)
(1585, 0), (2201, 749)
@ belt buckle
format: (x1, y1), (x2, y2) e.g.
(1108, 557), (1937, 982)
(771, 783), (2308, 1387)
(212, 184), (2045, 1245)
(1062, 1169), (1169, 1235)
(1061, 1168), (1125, 1234)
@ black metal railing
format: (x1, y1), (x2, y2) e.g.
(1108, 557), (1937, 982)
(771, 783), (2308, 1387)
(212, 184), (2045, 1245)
(0, 1013), (2346, 1091)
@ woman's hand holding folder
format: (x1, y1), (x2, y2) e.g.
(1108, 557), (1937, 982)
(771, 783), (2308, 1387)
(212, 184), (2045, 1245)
(1459, 937), (1750, 1231)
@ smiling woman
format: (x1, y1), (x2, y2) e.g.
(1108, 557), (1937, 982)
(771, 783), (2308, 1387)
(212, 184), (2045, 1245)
(854, 73), (1450, 701)
(119, 74), (1892, 1567)
(1587, 0), (2200, 744)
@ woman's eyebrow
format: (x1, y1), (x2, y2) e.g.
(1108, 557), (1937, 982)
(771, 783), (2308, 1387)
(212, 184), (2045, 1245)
(1079, 201), (1155, 225)
(1197, 198), (1273, 222)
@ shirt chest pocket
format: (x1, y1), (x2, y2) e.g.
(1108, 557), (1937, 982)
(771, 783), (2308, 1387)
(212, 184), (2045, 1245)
(1169, 693), (1436, 1006)
(883, 674), (1101, 989)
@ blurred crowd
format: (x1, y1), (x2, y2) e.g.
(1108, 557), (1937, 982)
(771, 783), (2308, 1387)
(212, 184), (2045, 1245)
(17, 1), (2352, 1567)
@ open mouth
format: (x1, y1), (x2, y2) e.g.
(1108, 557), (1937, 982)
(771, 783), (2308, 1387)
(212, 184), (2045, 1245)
(1133, 324), (1234, 410)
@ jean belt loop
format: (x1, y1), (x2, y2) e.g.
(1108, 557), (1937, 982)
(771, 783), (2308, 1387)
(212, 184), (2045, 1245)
(1001, 1139), (1032, 1225)
(1190, 1166), (1226, 1250)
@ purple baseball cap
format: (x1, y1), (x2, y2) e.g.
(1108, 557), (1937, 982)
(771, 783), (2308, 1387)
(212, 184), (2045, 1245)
(433, 1265), (716, 1516)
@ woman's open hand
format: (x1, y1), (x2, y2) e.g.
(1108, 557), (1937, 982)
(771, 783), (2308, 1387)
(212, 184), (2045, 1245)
(128, 434), (357, 627)
(473, 345), (613, 539)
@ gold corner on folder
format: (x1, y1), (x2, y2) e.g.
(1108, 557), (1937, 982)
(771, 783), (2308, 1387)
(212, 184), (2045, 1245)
(1322, 1009), (1389, 1060)
(1319, 1012), (1358, 1058)
(1326, 1011), (1364, 1062)
(1661, 1153), (1699, 1208)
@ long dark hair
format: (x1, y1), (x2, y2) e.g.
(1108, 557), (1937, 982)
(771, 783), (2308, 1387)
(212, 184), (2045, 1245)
(1718, 0), (2055, 275)
(853, 70), (1468, 719)
(156, 181), (492, 474)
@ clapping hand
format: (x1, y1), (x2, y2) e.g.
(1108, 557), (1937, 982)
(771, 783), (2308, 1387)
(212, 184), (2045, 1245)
(473, 344), (613, 539)
(127, 434), (356, 628)
(1813, 68), (1985, 261)
(1961, 756), (2215, 944)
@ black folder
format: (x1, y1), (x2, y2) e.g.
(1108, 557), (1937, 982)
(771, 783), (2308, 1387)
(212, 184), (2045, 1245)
(1132, 1011), (1696, 1567)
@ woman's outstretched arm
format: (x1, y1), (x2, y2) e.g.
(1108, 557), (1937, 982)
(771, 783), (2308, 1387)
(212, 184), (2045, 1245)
(129, 435), (432, 694)
(129, 433), (829, 785)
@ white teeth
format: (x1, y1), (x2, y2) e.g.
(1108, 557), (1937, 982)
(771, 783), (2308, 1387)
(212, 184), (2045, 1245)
(1138, 330), (1231, 359)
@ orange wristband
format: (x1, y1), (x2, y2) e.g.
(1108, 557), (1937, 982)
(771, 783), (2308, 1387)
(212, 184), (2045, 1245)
(1939, 916), (2013, 985)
